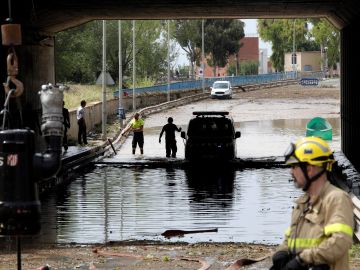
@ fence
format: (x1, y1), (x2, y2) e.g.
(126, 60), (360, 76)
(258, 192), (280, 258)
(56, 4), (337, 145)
(114, 72), (297, 97)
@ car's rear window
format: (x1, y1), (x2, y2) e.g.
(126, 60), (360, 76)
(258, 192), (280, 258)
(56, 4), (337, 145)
(187, 117), (234, 137)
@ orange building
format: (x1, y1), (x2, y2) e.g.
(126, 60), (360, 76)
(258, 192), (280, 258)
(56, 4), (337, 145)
(198, 36), (260, 78)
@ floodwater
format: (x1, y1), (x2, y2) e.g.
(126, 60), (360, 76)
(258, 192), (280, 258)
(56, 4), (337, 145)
(26, 117), (341, 245)
(38, 166), (296, 245)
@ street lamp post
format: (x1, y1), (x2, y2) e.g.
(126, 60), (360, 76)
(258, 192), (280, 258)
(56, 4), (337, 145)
(201, 19), (205, 93)
(101, 20), (107, 140)
(132, 20), (136, 111)
(167, 20), (170, 102)
(292, 19), (297, 77)
(324, 46), (328, 77)
(118, 20), (123, 128)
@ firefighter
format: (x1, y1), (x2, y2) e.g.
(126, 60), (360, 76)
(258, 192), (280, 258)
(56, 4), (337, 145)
(270, 136), (354, 270)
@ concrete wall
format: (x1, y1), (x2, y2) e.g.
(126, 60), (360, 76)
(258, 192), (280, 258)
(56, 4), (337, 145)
(66, 89), (200, 139)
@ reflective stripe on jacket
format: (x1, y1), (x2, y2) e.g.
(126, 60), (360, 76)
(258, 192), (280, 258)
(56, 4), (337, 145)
(277, 181), (354, 270)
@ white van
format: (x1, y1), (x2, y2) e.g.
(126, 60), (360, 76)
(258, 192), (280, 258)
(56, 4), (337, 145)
(210, 81), (232, 99)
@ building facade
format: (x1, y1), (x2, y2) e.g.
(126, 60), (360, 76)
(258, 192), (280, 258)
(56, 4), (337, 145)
(284, 51), (322, 72)
(197, 36), (260, 78)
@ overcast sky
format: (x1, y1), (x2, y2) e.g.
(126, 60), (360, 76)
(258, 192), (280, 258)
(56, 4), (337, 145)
(175, 19), (273, 66)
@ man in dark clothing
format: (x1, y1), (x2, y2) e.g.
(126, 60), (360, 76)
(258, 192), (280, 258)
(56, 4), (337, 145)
(62, 101), (71, 151)
(159, 117), (182, 158)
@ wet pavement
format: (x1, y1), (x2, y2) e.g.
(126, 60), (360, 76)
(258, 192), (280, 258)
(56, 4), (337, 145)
(113, 87), (340, 160)
(111, 117), (340, 161)
(34, 116), (341, 245)
(1, 83), (353, 270)
(1, 84), (343, 246)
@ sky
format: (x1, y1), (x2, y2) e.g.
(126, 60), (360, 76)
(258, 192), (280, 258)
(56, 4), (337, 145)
(175, 19), (273, 66)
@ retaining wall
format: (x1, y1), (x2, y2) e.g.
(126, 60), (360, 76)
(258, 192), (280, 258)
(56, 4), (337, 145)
(67, 89), (200, 139)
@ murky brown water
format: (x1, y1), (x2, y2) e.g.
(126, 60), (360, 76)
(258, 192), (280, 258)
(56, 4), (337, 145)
(116, 118), (340, 159)
(24, 118), (340, 245)
(37, 166), (298, 245)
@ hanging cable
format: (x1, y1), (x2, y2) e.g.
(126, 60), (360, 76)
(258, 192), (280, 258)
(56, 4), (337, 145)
(1, 88), (15, 130)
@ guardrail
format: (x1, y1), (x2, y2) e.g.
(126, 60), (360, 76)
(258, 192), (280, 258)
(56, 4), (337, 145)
(114, 72), (297, 97)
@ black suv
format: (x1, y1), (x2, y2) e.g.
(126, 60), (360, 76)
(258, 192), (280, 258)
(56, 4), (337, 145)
(181, 111), (241, 161)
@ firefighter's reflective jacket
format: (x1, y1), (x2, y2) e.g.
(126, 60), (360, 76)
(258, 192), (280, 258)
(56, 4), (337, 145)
(277, 181), (354, 270)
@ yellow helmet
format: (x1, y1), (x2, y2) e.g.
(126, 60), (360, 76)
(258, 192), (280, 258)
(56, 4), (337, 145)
(284, 136), (335, 171)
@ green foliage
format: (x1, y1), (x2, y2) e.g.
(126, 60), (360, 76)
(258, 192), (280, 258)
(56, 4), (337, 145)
(201, 20), (245, 76)
(55, 20), (171, 84)
(177, 65), (190, 79)
(258, 19), (319, 71)
(227, 64), (237, 76)
(55, 21), (102, 83)
(173, 20), (202, 79)
(311, 19), (340, 72)
(240, 61), (259, 75)
(227, 61), (259, 76)
(63, 84), (115, 109)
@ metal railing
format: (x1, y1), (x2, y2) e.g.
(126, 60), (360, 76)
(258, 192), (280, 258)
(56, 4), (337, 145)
(114, 72), (298, 97)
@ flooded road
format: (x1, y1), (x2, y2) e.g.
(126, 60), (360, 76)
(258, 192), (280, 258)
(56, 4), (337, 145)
(114, 118), (340, 160)
(38, 166), (300, 245)
(33, 117), (340, 245)
(6, 85), (343, 247)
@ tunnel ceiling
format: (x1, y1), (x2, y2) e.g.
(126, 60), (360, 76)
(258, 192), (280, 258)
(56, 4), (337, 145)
(0, 0), (360, 33)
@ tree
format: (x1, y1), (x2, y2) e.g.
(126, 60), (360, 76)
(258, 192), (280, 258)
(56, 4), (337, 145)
(202, 20), (245, 76)
(106, 20), (170, 83)
(257, 19), (318, 72)
(55, 20), (171, 85)
(173, 20), (202, 79)
(227, 60), (259, 76)
(55, 21), (102, 83)
(311, 19), (340, 76)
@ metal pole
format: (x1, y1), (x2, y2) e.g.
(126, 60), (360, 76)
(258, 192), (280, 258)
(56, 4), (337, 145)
(132, 20), (136, 111)
(202, 19), (205, 93)
(320, 44), (323, 72)
(102, 20), (107, 140)
(17, 236), (21, 270)
(167, 20), (170, 102)
(292, 19), (296, 77)
(118, 20), (123, 128)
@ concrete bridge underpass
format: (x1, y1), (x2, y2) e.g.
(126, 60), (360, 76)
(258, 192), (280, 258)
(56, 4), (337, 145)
(0, 0), (360, 171)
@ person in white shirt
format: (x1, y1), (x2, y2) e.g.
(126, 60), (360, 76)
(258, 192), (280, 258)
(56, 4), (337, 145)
(76, 100), (87, 145)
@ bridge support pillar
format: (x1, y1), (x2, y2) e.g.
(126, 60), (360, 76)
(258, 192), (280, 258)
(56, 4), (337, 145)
(341, 22), (360, 172)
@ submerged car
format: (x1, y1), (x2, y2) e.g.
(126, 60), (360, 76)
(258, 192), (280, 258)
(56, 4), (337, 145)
(181, 111), (241, 161)
(210, 81), (232, 99)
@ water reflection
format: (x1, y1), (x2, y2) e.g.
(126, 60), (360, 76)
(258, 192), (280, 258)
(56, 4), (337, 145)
(185, 165), (235, 211)
(6, 165), (306, 245)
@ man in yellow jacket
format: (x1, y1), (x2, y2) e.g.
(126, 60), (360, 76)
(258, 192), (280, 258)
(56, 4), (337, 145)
(121, 112), (144, 155)
(270, 137), (354, 270)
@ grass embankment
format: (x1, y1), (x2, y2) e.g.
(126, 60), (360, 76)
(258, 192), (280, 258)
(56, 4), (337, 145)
(63, 84), (117, 110)
(63, 78), (156, 110)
